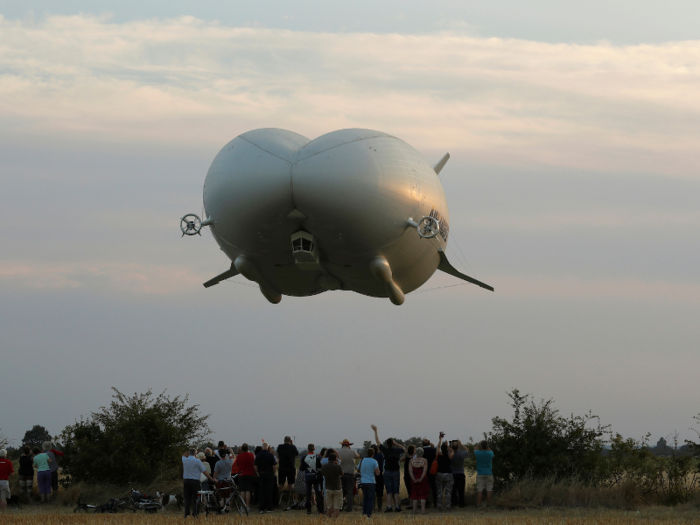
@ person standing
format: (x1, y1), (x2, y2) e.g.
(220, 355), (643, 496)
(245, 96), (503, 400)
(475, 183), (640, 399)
(450, 440), (469, 508)
(303, 444), (324, 515)
(45, 442), (64, 498)
(421, 438), (437, 508)
(435, 435), (454, 510)
(400, 445), (415, 503)
(409, 447), (429, 514)
(277, 436), (298, 508)
(213, 449), (233, 482)
(321, 451), (343, 519)
(0, 449), (14, 513)
(197, 452), (212, 491)
(235, 443), (255, 512)
(182, 447), (216, 517)
(18, 446), (34, 499)
(337, 439), (359, 512)
(474, 441), (494, 508)
(204, 447), (219, 474)
(371, 424), (404, 512)
(357, 447), (380, 518)
(255, 442), (277, 514)
(373, 445), (385, 512)
(213, 449), (234, 510)
(32, 446), (52, 502)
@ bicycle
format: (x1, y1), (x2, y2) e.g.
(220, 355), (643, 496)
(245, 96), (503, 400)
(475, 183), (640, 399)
(74, 495), (135, 513)
(198, 475), (248, 516)
(130, 488), (163, 513)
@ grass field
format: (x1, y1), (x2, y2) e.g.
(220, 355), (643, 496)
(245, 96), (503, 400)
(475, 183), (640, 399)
(2, 508), (700, 524)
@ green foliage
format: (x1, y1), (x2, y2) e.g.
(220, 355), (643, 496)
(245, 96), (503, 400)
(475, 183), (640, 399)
(647, 433), (699, 505)
(686, 413), (700, 457)
(398, 437), (424, 449)
(600, 433), (655, 488)
(483, 389), (609, 487)
(22, 425), (52, 448)
(60, 387), (211, 485)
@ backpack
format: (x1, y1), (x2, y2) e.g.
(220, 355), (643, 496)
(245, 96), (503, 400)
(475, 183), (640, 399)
(304, 453), (318, 473)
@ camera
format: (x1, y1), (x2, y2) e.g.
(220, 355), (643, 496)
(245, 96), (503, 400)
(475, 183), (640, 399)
(439, 431), (445, 438)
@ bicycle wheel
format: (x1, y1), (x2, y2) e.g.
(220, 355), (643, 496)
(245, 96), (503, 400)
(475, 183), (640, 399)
(234, 493), (248, 516)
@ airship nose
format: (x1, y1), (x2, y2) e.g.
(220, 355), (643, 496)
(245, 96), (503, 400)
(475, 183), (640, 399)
(203, 129), (310, 256)
(291, 129), (415, 259)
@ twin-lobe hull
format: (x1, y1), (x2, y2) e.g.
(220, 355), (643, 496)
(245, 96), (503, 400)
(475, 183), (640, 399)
(203, 128), (451, 302)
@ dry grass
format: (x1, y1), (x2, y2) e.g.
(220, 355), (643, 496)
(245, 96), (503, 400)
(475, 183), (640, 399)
(1, 510), (700, 524)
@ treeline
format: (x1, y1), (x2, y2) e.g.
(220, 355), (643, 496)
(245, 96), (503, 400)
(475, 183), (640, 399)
(4, 388), (699, 507)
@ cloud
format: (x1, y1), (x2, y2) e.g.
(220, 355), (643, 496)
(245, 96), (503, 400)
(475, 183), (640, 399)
(1, 15), (700, 175)
(0, 260), (204, 295)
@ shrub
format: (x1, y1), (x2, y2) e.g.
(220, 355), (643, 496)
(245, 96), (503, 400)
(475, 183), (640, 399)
(472, 389), (609, 488)
(60, 388), (211, 485)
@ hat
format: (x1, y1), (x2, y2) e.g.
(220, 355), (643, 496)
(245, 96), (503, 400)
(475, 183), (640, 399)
(196, 452), (206, 460)
(339, 439), (354, 446)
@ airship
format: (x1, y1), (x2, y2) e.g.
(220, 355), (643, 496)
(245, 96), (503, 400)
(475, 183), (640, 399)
(181, 128), (493, 305)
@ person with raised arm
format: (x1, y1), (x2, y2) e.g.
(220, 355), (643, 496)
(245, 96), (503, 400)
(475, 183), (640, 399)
(371, 424), (404, 512)
(434, 433), (454, 510)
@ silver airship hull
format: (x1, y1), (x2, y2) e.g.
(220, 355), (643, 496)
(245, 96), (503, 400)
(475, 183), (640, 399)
(190, 128), (492, 304)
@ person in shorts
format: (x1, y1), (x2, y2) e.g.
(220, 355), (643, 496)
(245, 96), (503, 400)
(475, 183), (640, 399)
(474, 440), (494, 507)
(235, 443), (255, 512)
(45, 441), (64, 497)
(371, 424), (404, 512)
(18, 446), (34, 499)
(276, 436), (298, 508)
(0, 449), (15, 513)
(321, 452), (343, 518)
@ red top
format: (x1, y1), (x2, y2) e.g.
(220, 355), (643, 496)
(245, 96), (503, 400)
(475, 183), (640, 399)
(235, 452), (255, 476)
(0, 458), (14, 480)
(50, 449), (65, 457)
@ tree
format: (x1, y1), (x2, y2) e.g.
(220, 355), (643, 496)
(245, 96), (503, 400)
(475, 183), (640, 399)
(0, 429), (10, 449)
(481, 389), (609, 487)
(22, 425), (52, 449)
(401, 437), (424, 449)
(60, 388), (211, 485)
(686, 413), (700, 457)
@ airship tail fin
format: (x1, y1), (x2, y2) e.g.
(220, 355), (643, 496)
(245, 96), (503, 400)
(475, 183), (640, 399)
(438, 249), (494, 292)
(433, 153), (450, 175)
(203, 263), (240, 288)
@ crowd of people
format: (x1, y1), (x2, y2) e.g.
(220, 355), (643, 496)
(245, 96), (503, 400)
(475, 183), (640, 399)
(181, 425), (495, 519)
(0, 441), (64, 512)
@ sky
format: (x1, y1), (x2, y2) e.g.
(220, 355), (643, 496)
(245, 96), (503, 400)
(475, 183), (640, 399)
(1, 1), (699, 450)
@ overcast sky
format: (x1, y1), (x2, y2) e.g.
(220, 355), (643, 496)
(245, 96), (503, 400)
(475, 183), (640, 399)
(1, 1), (699, 449)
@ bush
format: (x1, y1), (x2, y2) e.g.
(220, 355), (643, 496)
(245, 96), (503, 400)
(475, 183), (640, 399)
(474, 389), (609, 488)
(60, 388), (211, 485)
